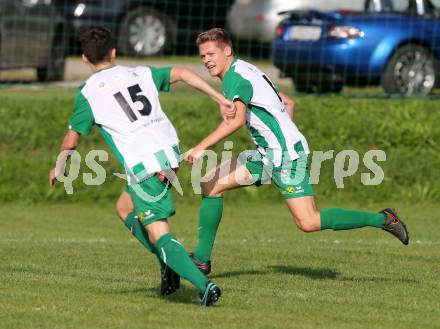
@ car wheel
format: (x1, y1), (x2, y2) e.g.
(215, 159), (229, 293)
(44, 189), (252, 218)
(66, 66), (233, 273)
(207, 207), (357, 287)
(117, 7), (175, 57)
(318, 82), (343, 94)
(294, 81), (315, 93)
(382, 45), (437, 96)
(294, 79), (343, 94)
(37, 27), (66, 82)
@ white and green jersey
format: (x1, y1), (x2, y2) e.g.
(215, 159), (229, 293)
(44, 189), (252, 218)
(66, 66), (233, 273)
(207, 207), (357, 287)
(222, 59), (309, 167)
(69, 65), (180, 184)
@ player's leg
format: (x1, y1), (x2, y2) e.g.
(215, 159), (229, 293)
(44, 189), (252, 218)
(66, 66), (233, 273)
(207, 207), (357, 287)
(133, 175), (221, 305)
(116, 188), (156, 253)
(117, 187), (179, 296)
(142, 219), (220, 305)
(279, 158), (409, 244)
(285, 197), (409, 244)
(115, 190), (133, 220)
(192, 158), (255, 273)
(201, 157), (255, 197)
(284, 196), (321, 232)
(285, 196), (387, 232)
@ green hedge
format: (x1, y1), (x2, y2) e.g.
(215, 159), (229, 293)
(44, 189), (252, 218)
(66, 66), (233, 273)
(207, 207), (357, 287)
(0, 89), (438, 204)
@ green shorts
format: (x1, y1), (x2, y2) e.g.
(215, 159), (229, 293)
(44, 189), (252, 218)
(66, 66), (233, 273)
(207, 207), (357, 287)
(240, 150), (314, 200)
(125, 174), (175, 226)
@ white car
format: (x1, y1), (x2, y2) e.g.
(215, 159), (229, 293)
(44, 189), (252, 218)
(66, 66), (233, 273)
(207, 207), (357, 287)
(227, 0), (366, 43)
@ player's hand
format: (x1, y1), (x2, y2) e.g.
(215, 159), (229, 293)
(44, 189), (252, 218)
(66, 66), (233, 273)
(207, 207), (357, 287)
(279, 92), (295, 120)
(156, 168), (178, 182)
(185, 147), (205, 164)
(49, 168), (57, 187)
(219, 99), (236, 122)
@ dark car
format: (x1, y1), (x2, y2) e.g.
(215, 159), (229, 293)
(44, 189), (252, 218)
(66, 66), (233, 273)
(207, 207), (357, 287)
(272, 0), (440, 95)
(0, 0), (67, 81)
(54, 0), (233, 57)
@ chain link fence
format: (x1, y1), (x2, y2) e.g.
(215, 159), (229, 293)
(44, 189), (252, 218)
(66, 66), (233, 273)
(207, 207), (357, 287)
(1, 0), (440, 96)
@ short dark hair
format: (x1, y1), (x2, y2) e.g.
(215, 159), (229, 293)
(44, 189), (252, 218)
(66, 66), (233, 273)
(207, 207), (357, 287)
(78, 27), (114, 65)
(196, 28), (233, 50)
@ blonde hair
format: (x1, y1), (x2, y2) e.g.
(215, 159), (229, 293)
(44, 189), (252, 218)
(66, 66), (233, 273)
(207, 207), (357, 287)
(196, 28), (233, 50)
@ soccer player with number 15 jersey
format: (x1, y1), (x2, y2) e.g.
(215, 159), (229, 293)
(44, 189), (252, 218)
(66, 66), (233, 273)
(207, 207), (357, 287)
(49, 27), (235, 306)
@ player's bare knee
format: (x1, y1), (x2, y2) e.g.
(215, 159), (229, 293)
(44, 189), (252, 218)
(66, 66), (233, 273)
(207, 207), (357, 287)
(115, 202), (130, 222)
(296, 222), (316, 233)
(294, 214), (320, 233)
(145, 220), (169, 245)
(147, 233), (158, 246)
(208, 187), (224, 197)
(201, 180), (222, 197)
(116, 208), (128, 222)
(200, 180), (211, 195)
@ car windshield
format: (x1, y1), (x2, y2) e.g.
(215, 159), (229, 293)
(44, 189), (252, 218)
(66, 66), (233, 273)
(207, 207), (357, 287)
(366, 0), (440, 14)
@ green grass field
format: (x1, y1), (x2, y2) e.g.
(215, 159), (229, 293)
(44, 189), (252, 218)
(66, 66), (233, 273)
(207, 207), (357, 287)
(1, 200), (439, 329)
(1, 88), (439, 203)
(1, 86), (439, 328)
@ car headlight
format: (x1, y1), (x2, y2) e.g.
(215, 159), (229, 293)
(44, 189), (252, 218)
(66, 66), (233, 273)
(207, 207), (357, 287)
(74, 3), (86, 17)
(328, 26), (364, 39)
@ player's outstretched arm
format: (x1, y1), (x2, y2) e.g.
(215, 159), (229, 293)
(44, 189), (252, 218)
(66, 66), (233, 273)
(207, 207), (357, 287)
(49, 129), (80, 187)
(279, 92), (295, 120)
(185, 100), (247, 164)
(170, 67), (235, 120)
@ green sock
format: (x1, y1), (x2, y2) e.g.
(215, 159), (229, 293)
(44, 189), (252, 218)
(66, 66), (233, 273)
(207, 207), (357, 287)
(194, 196), (223, 263)
(320, 208), (386, 230)
(124, 213), (164, 268)
(156, 233), (208, 293)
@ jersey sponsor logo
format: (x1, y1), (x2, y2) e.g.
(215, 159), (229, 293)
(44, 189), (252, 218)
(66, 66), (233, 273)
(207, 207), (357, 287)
(97, 81), (107, 90)
(282, 185), (304, 195)
(138, 210), (155, 221)
(295, 185), (304, 193)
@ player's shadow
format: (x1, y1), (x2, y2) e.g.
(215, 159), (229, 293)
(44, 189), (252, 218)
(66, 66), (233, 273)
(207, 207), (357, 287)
(210, 267), (338, 280)
(210, 269), (270, 279)
(116, 285), (198, 305)
(271, 265), (340, 279)
(153, 286), (199, 305)
(337, 276), (420, 284)
(271, 266), (420, 283)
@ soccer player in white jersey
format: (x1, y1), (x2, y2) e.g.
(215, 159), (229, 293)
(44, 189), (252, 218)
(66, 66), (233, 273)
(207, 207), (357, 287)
(185, 28), (409, 275)
(49, 27), (232, 306)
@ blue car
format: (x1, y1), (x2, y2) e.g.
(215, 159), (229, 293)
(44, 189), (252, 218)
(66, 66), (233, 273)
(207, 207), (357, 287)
(272, 0), (440, 95)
